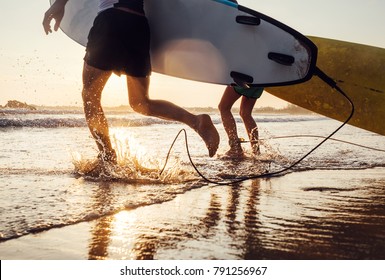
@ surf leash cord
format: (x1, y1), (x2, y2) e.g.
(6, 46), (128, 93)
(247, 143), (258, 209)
(160, 67), (355, 185)
(241, 135), (385, 153)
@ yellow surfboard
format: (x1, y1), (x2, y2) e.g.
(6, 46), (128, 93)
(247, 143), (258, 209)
(266, 36), (385, 136)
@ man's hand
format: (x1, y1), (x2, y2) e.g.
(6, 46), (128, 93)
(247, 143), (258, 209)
(42, 0), (68, 35)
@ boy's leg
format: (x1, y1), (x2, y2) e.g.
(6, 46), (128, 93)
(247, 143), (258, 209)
(240, 96), (259, 154)
(218, 86), (244, 156)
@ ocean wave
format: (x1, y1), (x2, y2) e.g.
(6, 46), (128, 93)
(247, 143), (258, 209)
(0, 117), (172, 128)
(0, 113), (322, 128)
(0, 118), (87, 128)
(0, 108), (80, 115)
(257, 115), (325, 123)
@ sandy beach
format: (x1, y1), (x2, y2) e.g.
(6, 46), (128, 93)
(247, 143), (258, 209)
(1, 168), (385, 260)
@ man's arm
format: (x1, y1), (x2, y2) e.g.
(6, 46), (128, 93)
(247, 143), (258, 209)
(42, 0), (69, 35)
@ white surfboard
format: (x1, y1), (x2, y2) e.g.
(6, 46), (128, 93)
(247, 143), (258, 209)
(50, 0), (317, 87)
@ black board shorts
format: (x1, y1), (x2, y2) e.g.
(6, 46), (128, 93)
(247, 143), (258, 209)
(84, 8), (151, 77)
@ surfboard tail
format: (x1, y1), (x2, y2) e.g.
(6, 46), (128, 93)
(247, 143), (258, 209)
(235, 4), (318, 88)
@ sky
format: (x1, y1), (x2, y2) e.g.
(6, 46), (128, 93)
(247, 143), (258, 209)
(1, 0), (384, 108)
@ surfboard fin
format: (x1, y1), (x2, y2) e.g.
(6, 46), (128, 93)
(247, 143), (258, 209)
(236, 15), (261, 26)
(268, 52), (295, 66)
(230, 71), (254, 88)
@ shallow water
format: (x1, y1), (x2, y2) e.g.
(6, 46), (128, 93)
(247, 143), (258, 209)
(84, 169), (385, 260)
(1, 109), (385, 259)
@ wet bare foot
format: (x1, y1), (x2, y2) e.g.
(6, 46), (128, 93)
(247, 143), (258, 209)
(250, 129), (260, 156)
(81, 159), (114, 179)
(196, 114), (220, 157)
(251, 144), (261, 156)
(222, 148), (246, 160)
(98, 149), (117, 165)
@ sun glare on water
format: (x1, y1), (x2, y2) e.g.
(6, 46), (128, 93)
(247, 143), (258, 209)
(71, 128), (196, 183)
(110, 128), (150, 166)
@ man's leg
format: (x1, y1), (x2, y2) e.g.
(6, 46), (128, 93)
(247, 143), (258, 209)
(82, 62), (117, 162)
(126, 75), (219, 157)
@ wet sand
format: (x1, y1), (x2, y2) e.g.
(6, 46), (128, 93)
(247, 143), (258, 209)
(1, 168), (385, 260)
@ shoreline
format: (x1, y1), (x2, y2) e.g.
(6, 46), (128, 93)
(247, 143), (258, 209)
(1, 168), (385, 260)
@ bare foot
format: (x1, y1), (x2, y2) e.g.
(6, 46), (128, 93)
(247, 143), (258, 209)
(196, 114), (220, 157)
(251, 144), (260, 156)
(98, 149), (117, 165)
(81, 158), (114, 179)
(222, 147), (246, 160)
(250, 128), (260, 156)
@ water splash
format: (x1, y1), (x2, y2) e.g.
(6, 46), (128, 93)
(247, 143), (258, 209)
(71, 128), (198, 184)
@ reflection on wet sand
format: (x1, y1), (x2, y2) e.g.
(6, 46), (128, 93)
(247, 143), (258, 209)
(242, 180), (264, 259)
(87, 179), (266, 259)
(89, 215), (114, 260)
(88, 183), (114, 260)
(86, 169), (385, 260)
